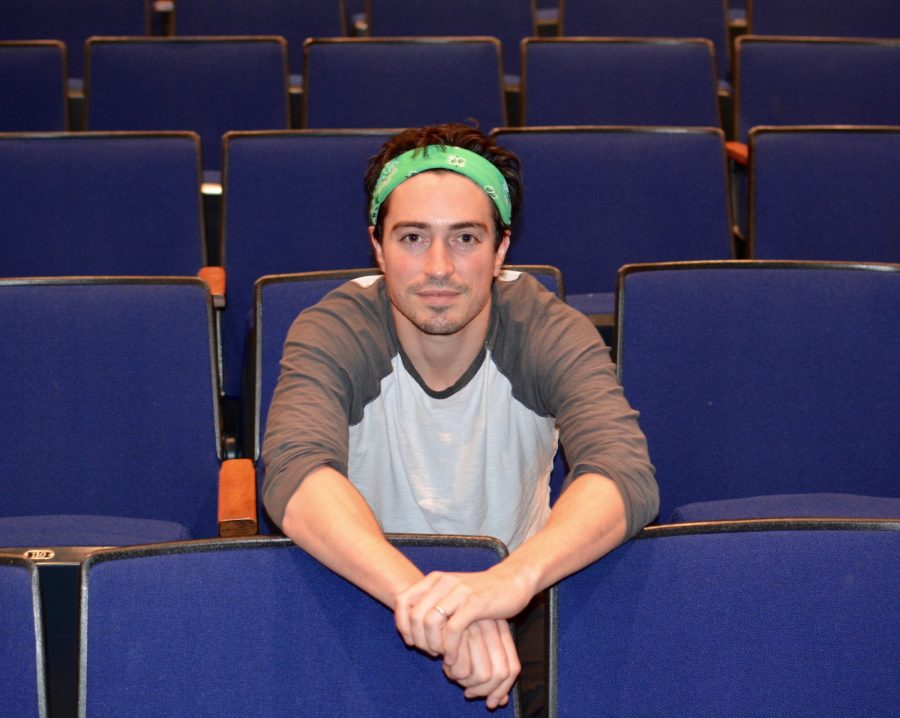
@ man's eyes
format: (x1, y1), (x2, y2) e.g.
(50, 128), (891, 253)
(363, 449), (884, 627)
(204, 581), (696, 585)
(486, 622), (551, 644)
(396, 232), (483, 247)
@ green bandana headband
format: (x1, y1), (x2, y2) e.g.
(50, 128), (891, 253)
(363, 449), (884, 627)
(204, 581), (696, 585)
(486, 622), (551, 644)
(369, 145), (512, 227)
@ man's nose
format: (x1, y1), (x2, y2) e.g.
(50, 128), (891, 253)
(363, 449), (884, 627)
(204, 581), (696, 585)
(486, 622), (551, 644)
(424, 240), (454, 279)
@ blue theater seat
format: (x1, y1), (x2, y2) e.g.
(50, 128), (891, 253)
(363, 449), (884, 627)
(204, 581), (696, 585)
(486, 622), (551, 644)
(0, 132), (207, 278)
(0, 41), (67, 131)
(0, 278), (255, 550)
(615, 261), (900, 522)
(560, 0), (732, 86)
(0, 557), (46, 718)
(84, 37), (290, 174)
(302, 37), (506, 130)
(79, 535), (520, 717)
(493, 127), (734, 322)
(550, 519), (900, 717)
(748, 126), (900, 263)
(521, 38), (721, 127)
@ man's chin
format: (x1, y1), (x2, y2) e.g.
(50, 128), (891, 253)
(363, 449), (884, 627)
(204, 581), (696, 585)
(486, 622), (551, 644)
(416, 317), (465, 336)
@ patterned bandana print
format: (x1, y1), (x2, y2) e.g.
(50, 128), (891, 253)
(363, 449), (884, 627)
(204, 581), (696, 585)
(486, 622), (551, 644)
(369, 144), (512, 226)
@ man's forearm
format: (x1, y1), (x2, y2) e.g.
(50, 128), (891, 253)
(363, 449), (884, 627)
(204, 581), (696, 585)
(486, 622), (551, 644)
(494, 472), (628, 599)
(280, 465), (424, 609)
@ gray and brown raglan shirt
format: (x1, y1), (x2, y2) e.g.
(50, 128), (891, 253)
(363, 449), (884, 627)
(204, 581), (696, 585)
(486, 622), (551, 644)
(262, 270), (658, 549)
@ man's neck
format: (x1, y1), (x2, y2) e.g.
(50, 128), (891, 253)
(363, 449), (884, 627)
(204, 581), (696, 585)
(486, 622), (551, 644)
(392, 307), (491, 393)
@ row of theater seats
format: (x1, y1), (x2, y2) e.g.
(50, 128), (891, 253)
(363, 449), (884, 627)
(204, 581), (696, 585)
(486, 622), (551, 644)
(2, 126), (898, 398)
(3, 34), (900, 142)
(2, 262), (898, 545)
(4, 521), (899, 717)
(1, 262), (898, 716)
(2, 0), (897, 88)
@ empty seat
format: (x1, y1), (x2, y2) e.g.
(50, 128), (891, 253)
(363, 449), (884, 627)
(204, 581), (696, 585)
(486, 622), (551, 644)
(80, 535), (519, 716)
(219, 130), (390, 399)
(172, 0), (346, 80)
(365, 0), (535, 87)
(550, 519), (900, 717)
(84, 37), (290, 173)
(748, 126), (900, 262)
(0, 0), (147, 84)
(0, 40), (67, 131)
(733, 37), (900, 142)
(493, 127), (734, 320)
(0, 278), (256, 549)
(615, 261), (900, 522)
(0, 132), (207, 278)
(521, 38), (721, 126)
(303, 38), (506, 129)
(0, 557), (46, 718)
(560, 0), (732, 85)
(747, 0), (900, 38)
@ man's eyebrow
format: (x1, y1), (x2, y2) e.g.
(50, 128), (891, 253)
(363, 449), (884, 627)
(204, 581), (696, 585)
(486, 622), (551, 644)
(449, 221), (490, 231)
(390, 220), (489, 231)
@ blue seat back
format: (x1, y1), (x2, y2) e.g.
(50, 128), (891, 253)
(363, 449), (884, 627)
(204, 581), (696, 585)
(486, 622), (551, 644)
(561, 0), (731, 82)
(0, 279), (221, 538)
(616, 261), (900, 522)
(0, 0), (146, 80)
(551, 520), (900, 717)
(85, 37), (290, 172)
(219, 130), (391, 398)
(365, 0), (535, 81)
(0, 41), (67, 131)
(0, 132), (205, 277)
(172, 0), (345, 77)
(303, 38), (506, 130)
(748, 0), (900, 38)
(494, 127), (733, 310)
(80, 535), (518, 716)
(749, 126), (900, 262)
(734, 37), (900, 141)
(521, 38), (721, 126)
(0, 558), (46, 718)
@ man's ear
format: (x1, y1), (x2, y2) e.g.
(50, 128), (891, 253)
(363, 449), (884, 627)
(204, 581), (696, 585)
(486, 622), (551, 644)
(369, 227), (386, 273)
(493, 231), (511, 276)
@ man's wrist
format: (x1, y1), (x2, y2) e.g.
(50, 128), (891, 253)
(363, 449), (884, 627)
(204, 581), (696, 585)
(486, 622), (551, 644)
(488, 557), (541, 607)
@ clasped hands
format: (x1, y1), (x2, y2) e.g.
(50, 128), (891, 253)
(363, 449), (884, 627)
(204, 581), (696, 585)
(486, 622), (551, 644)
(393, 569), (533, 710)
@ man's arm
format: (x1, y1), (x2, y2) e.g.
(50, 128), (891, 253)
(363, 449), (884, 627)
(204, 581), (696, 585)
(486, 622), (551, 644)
(280, 465), (521, 708)
(281, 466), (423, 608)
(395, 471), (627, 667)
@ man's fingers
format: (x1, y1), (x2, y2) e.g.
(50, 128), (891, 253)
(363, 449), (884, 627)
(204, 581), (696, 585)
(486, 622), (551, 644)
(487, 620), (520, 708)
(394, 571), (444, 645)
(461, 619), (519, 708)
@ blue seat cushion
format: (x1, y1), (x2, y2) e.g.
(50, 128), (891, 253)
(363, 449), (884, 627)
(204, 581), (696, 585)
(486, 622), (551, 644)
(567, 291), (614, 317)
(670, 493), (900, 522)
(0, 515), (193, 547)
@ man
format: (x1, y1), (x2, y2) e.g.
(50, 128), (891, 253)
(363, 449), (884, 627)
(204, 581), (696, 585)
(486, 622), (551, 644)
(262, 124), (658, 711)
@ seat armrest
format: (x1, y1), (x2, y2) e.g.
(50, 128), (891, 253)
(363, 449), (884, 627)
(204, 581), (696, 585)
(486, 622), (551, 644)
(218, 458), (257, 537)
(198, 266), (226, 309)
(726, 141), (749, 166)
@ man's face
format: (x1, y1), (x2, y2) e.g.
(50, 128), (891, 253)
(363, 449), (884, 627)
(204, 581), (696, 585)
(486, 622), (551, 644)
(371, 170), (509, 338)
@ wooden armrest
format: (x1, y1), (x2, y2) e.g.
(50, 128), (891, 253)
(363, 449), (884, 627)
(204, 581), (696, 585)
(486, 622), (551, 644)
(726, 141), (749, 166)
(218, 458), (257, 537)
(198, 266), (226, 309)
